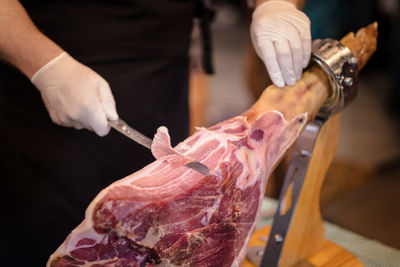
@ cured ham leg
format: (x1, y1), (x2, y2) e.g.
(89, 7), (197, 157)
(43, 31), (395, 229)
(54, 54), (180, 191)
(48, 23), (377, 267)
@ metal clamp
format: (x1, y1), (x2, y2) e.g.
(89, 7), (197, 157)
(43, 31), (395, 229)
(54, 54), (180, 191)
(311, 38), (358, 118)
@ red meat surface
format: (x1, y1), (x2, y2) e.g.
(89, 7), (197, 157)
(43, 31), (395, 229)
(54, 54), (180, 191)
(48, 110), (306, 267)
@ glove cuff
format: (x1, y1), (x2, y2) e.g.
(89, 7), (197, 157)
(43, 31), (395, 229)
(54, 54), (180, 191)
(253, 0), (296, 18)
(31, 52), (68, 83)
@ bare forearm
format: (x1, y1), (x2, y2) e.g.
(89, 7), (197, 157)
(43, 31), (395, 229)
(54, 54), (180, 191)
(0, 0), (63, 78)
(256, 0), (306, 9)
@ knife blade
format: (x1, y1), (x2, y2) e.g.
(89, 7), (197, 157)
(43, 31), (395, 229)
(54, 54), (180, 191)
(108, 118), (210, 176)
(108, 119), (153, 149)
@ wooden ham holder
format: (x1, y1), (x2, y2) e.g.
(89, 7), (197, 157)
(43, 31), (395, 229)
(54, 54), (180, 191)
(241, 23), (378, 267)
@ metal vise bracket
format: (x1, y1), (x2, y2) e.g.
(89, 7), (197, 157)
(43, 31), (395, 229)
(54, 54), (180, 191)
(311, 39), (358, 118)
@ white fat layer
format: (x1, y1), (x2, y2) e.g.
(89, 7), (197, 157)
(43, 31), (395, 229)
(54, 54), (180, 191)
(234, 147), (262, 190)
(139, 225), (164, 247)
(200, 196), (222, 225)
(178, 127), (242, 155)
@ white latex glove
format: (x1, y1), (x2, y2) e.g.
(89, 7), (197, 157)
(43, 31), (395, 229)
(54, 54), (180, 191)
(31, 52), (118, 136)
(250, 0), (311, 87)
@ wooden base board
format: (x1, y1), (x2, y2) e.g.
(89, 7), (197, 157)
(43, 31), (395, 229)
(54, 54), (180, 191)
(242, 226), (363, 267)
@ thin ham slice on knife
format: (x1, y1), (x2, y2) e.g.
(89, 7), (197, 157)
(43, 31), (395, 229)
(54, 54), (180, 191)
(48, 110), (307, 266)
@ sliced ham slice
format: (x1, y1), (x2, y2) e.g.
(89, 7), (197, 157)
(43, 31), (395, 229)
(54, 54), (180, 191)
(151, 126), (195, 168)
(48, 110), (307, 267)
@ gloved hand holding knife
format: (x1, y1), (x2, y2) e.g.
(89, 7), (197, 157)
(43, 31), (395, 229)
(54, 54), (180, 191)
(31, 50), (210, 174)
(0, 0), (117, 137)
(31, 52), (119, 136)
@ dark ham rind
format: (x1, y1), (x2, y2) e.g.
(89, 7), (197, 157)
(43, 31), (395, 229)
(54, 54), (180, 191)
(48, 111), (307, 267)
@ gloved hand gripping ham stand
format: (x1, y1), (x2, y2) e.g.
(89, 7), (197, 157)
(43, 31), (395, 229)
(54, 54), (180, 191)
(242, 23), (378, 267)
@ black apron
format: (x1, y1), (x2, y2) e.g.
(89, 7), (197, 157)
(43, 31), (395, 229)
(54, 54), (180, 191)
(0, 1), (196, 266)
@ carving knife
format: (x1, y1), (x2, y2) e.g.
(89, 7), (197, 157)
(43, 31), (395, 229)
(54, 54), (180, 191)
(108, 118), (210, 176)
